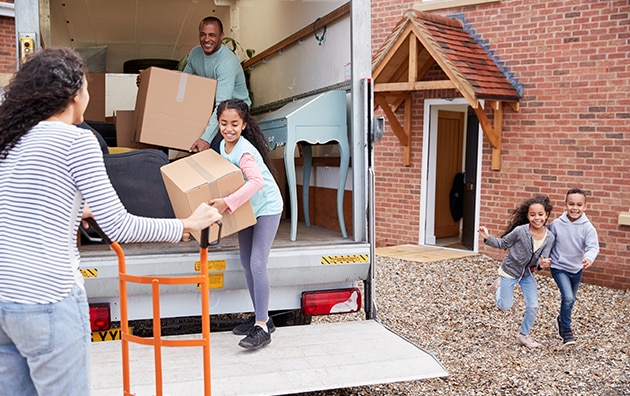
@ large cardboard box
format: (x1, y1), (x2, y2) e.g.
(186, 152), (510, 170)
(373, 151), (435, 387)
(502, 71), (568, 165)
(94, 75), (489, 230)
(134, 67), (217, 151)
(114, 110), (158, 149)
(160, 150), (256, 242)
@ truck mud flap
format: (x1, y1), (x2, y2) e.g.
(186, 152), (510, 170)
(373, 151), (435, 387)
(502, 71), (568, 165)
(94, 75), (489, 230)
(90, 319), (448, 395)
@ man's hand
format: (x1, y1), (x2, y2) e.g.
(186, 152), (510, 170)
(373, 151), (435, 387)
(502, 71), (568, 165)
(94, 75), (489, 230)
(135, 69), (144, 88)
(189, 138), (211, 152)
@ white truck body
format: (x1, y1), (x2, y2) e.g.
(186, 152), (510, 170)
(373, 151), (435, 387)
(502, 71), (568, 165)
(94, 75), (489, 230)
(14, 1), (449, 393)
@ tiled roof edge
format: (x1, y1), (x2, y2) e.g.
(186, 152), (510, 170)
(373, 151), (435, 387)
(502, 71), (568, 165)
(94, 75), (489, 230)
(448, 12), (524, 98)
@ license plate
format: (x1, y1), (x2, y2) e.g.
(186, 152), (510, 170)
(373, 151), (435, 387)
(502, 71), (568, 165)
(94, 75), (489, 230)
(91, 328), (131, 342)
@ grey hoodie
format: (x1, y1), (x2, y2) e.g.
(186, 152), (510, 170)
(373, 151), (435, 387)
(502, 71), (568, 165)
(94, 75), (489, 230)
(485, 224), (555, 279)
(549, 212), (599, 274)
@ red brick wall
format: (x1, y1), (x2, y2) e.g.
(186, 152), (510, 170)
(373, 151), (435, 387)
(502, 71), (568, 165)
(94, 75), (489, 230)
(0, 14), (16, 74)
(372, 0), (630, 289)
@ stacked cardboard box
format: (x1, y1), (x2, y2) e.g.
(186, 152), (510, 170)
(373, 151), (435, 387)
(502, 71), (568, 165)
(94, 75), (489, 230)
(133, 67), (218, 151)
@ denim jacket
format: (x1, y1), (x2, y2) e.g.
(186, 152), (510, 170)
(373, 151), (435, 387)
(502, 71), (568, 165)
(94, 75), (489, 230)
(485, 224), (555, 279)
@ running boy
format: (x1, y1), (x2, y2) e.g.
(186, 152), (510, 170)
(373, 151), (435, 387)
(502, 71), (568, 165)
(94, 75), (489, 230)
(549, 188), (599, 346)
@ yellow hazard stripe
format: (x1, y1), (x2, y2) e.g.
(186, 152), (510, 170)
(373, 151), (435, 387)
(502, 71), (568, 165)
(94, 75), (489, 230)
(321, 254), (369, 265)
(80, 268), (98, 278)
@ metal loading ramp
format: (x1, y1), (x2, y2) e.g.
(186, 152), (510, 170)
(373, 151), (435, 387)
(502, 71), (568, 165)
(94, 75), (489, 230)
(91, 320), (449, 395)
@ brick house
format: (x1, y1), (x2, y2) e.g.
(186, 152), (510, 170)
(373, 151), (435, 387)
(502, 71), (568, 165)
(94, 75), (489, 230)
(371, 0), (629, 289)
(0, 0), (627, 289)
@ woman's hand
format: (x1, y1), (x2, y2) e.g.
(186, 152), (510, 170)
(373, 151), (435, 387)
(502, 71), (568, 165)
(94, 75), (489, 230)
(478, 226), (490, 240)
(81, 203), (93, 229)
(181, 202), (222, 233)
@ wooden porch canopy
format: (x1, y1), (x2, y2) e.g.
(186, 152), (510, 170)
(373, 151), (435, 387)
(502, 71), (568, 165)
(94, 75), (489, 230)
(372, 10), (522, 170)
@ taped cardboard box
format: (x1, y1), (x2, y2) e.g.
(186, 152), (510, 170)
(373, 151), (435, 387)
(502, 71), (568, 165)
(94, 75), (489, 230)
(134, 67), (217, 151)
(160, 149), (256, 242)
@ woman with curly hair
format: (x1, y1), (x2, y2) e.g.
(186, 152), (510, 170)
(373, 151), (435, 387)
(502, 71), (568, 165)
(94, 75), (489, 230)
(0, 48), (221, 395)
(478, 195), (555, 348)
(209, 99), (283, 350)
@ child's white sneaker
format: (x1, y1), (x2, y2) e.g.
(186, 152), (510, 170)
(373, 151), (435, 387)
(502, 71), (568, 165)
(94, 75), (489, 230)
(517, 333), (541, 348)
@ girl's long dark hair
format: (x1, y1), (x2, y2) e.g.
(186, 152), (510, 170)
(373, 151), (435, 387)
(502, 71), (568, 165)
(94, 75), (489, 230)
(216, 99), (276, 177)
(0, 48), (85, 160)
(502, 195), (553, 237)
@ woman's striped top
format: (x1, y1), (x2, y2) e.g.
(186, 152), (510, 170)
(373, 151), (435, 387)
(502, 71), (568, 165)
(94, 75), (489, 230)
(0, 121), (183, 304)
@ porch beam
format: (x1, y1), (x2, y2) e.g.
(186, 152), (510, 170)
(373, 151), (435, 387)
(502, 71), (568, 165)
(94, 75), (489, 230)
(375, 94), (409, 148)
(374, 80), (455, 92)
(491, 102), (503, 170)
(471, 105), (498, 149)
(403, 97), (412, 166)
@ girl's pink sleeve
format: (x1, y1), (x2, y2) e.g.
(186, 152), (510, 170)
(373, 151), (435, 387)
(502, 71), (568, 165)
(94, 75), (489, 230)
(223, 153), (264, 213)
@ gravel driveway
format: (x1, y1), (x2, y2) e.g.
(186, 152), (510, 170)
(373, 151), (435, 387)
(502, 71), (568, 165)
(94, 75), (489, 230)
(301, 254), (629, 396)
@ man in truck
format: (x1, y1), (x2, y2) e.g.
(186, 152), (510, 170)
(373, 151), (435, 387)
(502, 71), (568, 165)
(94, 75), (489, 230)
(136, 16), (250, 154)
(185, 16), (252, 153)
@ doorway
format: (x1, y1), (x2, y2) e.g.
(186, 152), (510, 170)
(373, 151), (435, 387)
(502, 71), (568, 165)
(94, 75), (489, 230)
(420, 99), (482, 251)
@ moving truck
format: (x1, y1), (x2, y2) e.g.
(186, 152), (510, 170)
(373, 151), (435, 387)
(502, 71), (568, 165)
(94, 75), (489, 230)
(13, 1), (448, 394)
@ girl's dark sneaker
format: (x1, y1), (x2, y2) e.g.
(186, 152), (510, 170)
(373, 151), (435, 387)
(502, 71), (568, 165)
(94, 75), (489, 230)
(238, 325), (271, 349)
(232, 316), (275, 335)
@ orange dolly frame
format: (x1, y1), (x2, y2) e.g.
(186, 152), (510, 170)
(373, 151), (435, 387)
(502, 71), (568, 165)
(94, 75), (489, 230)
(87, 219), (222, 396)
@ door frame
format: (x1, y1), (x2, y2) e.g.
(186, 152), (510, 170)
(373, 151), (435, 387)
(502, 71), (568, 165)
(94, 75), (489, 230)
(419, 98), (483, 251)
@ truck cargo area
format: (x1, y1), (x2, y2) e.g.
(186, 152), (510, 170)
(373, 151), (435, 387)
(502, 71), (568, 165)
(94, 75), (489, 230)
(90, 320), (449, 395)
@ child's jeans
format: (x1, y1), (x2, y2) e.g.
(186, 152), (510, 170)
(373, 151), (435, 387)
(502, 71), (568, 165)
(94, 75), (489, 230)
(550, 268), (583, 333)
(496, 274), (539, 336)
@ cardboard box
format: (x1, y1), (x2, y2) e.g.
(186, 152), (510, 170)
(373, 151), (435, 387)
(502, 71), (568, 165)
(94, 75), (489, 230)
(114, 110), (158, 149)
(85, 73), (106, 121)
(134, 67), (217, 151)
(85, 73), (139, 122)
(160, 149), (256, 242)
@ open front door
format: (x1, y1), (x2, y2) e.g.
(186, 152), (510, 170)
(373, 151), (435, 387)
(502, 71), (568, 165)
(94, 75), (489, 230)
(434, 110), (464, 239)
(461, 107), (480, 249)
(422, 100), (480, 251)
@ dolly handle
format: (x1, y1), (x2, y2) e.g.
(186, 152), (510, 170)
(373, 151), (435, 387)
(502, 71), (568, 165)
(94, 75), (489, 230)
(200, 221), (223, 248)
(84, 217), (112, 245)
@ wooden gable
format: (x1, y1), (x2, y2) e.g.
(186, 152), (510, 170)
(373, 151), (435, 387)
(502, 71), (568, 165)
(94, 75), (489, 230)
(373, 10), (522, 169)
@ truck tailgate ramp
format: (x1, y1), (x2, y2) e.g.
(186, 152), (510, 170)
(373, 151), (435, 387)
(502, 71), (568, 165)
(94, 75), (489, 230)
(91, 320), (449, 395)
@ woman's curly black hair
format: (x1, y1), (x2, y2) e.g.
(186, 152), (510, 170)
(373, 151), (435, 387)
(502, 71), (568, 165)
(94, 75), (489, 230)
(0, 48), (85, 160)
(216, 98), (276, 177)
(502, 195), (553, 237)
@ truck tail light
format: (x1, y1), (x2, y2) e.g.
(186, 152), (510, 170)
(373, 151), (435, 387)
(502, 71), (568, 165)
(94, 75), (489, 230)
(89, 303), (111, 331)
(301, 288), (362, 316)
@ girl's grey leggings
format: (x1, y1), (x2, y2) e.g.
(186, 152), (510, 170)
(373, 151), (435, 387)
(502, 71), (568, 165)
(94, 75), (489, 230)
(237, 213), (282, 323)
